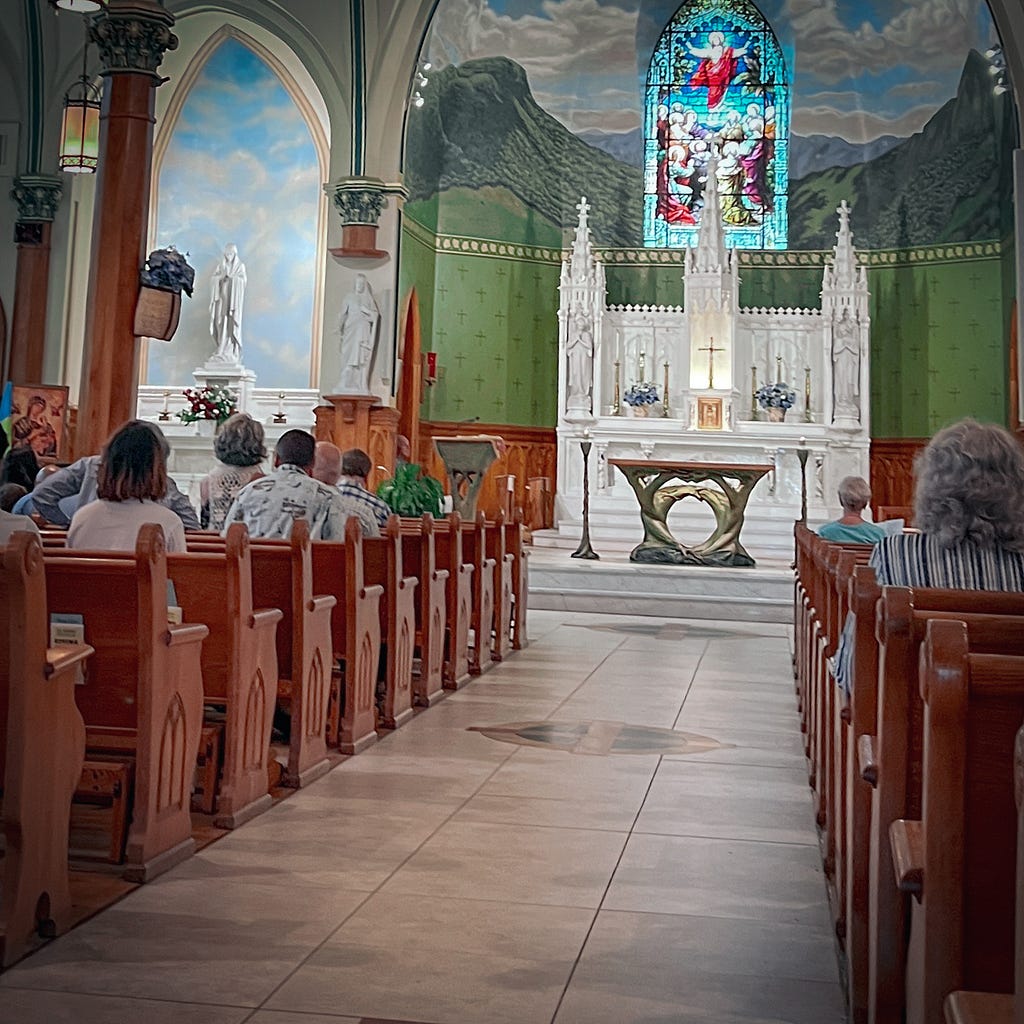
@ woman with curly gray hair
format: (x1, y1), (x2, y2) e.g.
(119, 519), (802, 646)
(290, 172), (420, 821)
(834, 419), (1024, 692)
(198, 412), (267, 530)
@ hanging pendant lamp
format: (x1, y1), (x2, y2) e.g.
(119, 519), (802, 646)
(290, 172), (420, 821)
(58, 22), (101, 173)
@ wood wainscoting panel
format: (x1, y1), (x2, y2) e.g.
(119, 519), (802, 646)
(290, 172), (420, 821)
(869, 438), (927, 510)
(419, 421), (557, 520)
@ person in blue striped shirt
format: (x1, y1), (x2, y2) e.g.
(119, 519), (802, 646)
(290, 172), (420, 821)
(833, 418), (1024, 692)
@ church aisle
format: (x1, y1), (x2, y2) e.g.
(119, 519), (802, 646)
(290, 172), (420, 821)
(0, 611), (845, 1024)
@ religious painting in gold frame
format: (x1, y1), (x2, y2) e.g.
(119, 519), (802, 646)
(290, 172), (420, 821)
(10, 384), (69, 462)
(697, 396), (723, 431)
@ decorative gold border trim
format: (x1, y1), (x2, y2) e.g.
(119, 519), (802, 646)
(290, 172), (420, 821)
(403, 220), (1007, 269)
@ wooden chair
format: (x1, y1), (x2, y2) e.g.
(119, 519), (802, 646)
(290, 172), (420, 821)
(43, 525), (209, 881)
(892, 618), (1024, 1024)
(0, 531), (91, 967)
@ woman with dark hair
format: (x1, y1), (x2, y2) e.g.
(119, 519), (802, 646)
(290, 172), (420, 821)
(198, 412), (266, 530)
(67, 420), (186, 551)
(0, 446), (40, 491)
(834, 418), (1024, 691)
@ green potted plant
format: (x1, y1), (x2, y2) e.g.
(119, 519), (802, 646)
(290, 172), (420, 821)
(376, 462), (444, 517)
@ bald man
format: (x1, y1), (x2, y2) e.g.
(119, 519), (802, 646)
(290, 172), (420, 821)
(313, 441), (380, 537)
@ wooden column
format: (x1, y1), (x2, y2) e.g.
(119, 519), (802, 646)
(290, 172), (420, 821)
(76, 1), (176, 457)
(8, 176), (63, 384)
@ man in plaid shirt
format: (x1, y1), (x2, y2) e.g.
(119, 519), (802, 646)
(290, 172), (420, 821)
(313, 443), (388, 535)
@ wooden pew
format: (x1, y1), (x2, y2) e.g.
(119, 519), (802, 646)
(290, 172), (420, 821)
(867, 588), (1024, 1024)
(400, 514), (449, 707)
(308, 518), (383, 754)
(505, 508), (529, 651)
(0, 531), (92, 967)
(486, 509), (514, 662)
(461, 512), (496, 675)
(363, 516), (417, 730)
(43, 525), (209, 881)
(188, 521), (335, 785)
(434, 513), (473, 689)
(943, 723), (1023, 1024)
(166, 524), (282, 827)
(891, 618), (1024, 1024)
(844, 562), (883, 1024)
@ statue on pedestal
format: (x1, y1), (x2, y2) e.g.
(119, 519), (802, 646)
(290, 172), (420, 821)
(209, 243), (246, 365)
(566, 311), (595, 413)
(832, 309), (860, 423)
(335, 273), (381, 394)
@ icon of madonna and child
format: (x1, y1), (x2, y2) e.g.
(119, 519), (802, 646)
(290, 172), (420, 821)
(652, 30), (778, 235)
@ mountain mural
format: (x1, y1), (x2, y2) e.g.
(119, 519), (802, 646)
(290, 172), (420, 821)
(405, 52), (1013, 251)
(788, 50), (1016, 249)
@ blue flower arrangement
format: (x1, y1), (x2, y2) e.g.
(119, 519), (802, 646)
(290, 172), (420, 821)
(755, 381), (796, 410)
(624, 381), (659, 407)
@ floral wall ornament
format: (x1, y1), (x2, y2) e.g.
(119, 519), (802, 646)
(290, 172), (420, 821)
(140, 247), (195, 296)
(332, 187), (388, 227)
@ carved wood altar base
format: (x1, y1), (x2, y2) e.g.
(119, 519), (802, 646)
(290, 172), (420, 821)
(315, 395), (397, 491)
(609, 459), (773, 568)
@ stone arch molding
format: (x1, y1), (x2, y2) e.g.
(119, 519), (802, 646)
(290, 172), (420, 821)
(144, 21), (331, 385)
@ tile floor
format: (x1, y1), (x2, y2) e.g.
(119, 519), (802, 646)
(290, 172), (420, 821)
(0, 610), (846, 1024)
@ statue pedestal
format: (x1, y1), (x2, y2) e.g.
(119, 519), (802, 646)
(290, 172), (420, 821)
(315, 394), (399, 490)
(192, 362), (256, 412)
(433, 436), (502, 520)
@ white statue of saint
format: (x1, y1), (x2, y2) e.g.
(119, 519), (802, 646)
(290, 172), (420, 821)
(566, 311), (595, 412)
(832, 309), (860, 423)
(209, 243), (246, 365)
(335, 273), (381, 394)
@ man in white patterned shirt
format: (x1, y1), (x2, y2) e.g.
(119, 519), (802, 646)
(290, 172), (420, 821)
(222, 430), (352, 540)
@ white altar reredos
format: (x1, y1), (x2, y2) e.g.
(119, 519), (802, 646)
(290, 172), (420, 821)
(552, 190), (871, 562)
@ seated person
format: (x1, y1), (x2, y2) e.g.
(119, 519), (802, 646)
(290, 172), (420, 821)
(198, 412), (266, 530)
(11, 464), (65, 519)
(833, 418), (1024, 691)
(817, 476), (885, 543)
(0, 447), (40, 492)
(32, 421), (199, 529)
(223, 429), (352, 541)
(0, 506), (40, 544)
(0, 483), (27, 513)
(67, 420), (186, 552)
(312, 443), (383, 536)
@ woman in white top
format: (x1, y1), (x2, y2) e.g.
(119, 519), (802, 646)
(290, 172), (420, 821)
(198, 412), (265, 531)
(68, 420), (186, 552)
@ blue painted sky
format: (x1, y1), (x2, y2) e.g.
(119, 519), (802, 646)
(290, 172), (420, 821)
(426, 0), (1001, 142)
(148, 38), (319, 388)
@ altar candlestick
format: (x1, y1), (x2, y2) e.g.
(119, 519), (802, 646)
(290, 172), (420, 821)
(750, 365), (758, 419)
(776, 354), (783, 381)
(159, 390), (171, 422)
(662, 361), (670, 418)
(613, 360), (621, 414)
(273, 392), (288, 425)
(804, 367), (812, 423)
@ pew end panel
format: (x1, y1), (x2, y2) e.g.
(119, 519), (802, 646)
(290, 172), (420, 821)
(0, 532), (90, 967)
(400, 515), (448, 708)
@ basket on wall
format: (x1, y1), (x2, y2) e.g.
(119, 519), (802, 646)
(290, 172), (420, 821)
(133, 285), (182, 341)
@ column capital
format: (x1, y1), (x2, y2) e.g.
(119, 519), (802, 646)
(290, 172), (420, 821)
(325, 176), (408, 227)
(11, 174), (63, 223)
(89, 1), (178, 79)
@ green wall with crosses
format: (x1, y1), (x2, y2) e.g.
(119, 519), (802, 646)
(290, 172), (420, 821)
(401, 217), (1012, 437)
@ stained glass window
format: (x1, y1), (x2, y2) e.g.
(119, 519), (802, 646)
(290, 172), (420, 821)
(643, 0), (789, 250)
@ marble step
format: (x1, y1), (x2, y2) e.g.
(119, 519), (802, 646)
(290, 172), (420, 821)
(526, 549), (794, 624)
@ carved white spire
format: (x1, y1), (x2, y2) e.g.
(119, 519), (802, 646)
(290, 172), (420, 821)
(692, 156), (726, 272)
(568, 196), (594, 284)
(823, 199), (858, 293)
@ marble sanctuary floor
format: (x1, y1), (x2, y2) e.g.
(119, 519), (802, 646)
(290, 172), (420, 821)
(0, 610), (846, 1024)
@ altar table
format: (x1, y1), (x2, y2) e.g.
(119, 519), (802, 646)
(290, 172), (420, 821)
(609, 459), (773, 567)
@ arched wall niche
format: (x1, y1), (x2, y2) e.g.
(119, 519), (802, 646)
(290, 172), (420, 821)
(141, 21), (331, 388)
